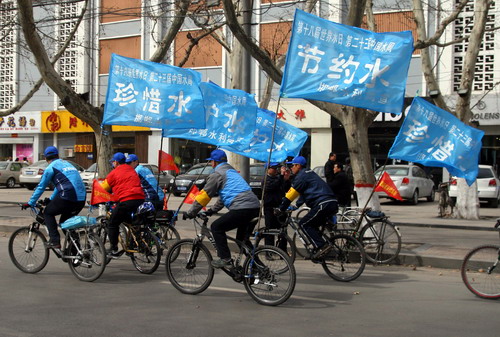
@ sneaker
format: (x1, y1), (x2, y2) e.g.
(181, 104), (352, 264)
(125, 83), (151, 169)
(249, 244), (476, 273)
(211, 258), (232, 269)
(107, 248), (122, 259)
(46, 241), (61, 249)
(312, 244), (333, 260)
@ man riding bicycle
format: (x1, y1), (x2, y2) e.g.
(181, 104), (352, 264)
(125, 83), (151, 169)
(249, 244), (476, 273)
(126, 154), (165, 211)
(24, 146), (86, 249)
(184, 149), (260, 269)
(277, 156), (338, 259)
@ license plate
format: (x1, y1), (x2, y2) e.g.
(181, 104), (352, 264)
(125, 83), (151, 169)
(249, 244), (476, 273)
(249, 182), (261, 187)
(177, 186), (187, 191)
(25, 171), (34, 175)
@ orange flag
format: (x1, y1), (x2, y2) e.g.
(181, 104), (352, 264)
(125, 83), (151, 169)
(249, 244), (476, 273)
(184, 185), (201, 204)
(90, 179), (118, 205)
(375, 172), (403, 201)
(158, 150), (179, 174)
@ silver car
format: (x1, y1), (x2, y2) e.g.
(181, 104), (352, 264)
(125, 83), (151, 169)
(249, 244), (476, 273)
(20, 160), (85, 190)
(374, 165), (435, 205)
(0, 161), (28, 188)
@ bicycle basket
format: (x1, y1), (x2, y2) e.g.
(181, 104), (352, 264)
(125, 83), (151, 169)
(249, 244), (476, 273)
(366, 210), (385, 218)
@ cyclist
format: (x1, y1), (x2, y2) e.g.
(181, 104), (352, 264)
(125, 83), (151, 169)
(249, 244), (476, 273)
(24, 146), (86, 249)
(276, 156), (338, 259)
(126, 154), (165, 211)
(184, 149), (260, 268)
(101, 152), (145, 257)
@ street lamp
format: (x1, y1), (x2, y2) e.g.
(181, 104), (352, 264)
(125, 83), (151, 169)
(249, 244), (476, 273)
(428, 90), (440, 98)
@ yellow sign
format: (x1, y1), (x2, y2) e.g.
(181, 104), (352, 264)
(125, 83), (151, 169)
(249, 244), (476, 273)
(41, 111), (150, 133)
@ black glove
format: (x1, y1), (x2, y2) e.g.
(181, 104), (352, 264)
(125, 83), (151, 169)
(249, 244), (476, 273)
(21, 203), (31, 210)
(205, 209), (214, 216)
(182, 212), (195, 220)
(273, 208), (284, 217)
(43, 197), (51, 205)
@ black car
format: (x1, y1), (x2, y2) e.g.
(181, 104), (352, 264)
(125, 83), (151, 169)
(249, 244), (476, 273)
(171, 163), (213, 196)
(248, 163), (266, 199)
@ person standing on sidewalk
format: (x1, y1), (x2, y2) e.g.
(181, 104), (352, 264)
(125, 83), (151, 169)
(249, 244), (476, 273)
(24, 146), (86, 249)
(324, 152), (337, 186)
(101, 152), (145, 257)
(184, 149), (260, 269)
(277, 156), (338, 259)
(329, 163), (351, 209)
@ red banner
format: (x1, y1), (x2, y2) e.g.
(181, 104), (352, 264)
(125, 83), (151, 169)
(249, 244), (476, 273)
(158, 150), (179, 173)
(375, 172), (403, 201)
(184, 185), (200, 205)
(90, 179), (118, 205)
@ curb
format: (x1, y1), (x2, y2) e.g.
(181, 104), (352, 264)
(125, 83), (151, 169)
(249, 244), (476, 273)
(394, 222), (496, 231)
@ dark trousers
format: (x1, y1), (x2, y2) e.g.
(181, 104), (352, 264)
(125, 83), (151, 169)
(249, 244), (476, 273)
(108, 199), (144, 249)
(211, 208), (260, 260)
(300, 200), (338, 249)
(44, 195), (85, 244)
(263, 206), (287, 251)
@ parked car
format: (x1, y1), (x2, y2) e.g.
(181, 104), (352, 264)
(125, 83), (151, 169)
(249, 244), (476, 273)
(20, 160), (85, 190)
(374, 164), (435, 205)
(248, 163), (266, 199)
(80, 162), (174, 192)
(449, 165), (500, 208)
(170, 163), (213, 196)
(313, 166), (326, 181)
(0, 161), (28, 188)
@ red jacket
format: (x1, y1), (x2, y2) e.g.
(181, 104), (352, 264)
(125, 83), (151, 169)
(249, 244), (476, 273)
(102, 164), (145, 202)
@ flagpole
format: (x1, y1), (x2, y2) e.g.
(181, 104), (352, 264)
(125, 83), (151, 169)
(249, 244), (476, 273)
(256, 97), (283, 230)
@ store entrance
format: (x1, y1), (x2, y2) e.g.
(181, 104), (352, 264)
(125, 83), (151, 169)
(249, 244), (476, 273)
(171, 139), (216, 173)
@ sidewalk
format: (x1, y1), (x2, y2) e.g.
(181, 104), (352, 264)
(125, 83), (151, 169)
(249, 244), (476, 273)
(1, 197), (498, 269)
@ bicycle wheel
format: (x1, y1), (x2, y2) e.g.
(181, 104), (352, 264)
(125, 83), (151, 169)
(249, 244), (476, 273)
(254, 231), (296, 263)
(461, 245), (500, 299)
(294, 207), (310, 221)
(155, 223), (181, 252)
(130, 229), (162, 274)
(95, 220), (112, 265)
(243, 245), (296, 306)
(68, 232), (106, 282)
(8, 227), (49, 274)
(321, 234), (366, 282)
(360, 219), (401, 264)
(165, 239), (214, 295)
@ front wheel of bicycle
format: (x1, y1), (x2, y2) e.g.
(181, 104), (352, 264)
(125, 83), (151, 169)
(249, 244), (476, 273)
(243, 245), (296, 306)
(131, 229), (162, 274)
(8, 227), (49, 274)
(68, 232), (106, 282)
(165, 239), (214, 295)
(461, 244), (500, 299)
(360, 219), (401, 264)
(321, 234), (366, 282)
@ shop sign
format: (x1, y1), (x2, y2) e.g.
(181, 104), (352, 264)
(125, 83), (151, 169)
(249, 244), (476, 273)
(74, 144), (93, 153)
(0, 111), (41, 133)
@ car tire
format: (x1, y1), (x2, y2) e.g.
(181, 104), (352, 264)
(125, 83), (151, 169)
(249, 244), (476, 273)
(173, 192), (181, 197)
(6, 177), (16, 188)
(410, 190), (419, 205)
(426, 188), (435, 202)
(26, 184), (35, 190)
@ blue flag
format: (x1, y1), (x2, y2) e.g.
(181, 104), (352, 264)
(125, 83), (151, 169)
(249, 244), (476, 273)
(103, 54), (205, 129)
(388, 97), (484, 185)
(280, 9), (414, 114)
(223, 108), (308, 162)
(162, 82), (257, 146)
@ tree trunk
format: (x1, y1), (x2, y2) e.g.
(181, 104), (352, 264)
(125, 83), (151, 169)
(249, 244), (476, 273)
(455, 179), (480, 219)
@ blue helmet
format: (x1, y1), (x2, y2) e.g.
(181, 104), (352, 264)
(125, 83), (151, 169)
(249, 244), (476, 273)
(44, 146), (59, 157)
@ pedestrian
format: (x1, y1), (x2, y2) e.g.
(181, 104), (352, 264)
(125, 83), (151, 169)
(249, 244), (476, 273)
(329, 163), (351, 209)
(344, 157), (357, 206)
(262, 162), (291, 251)
(15, 158), (19, 162)
(324, 152), (337, 185)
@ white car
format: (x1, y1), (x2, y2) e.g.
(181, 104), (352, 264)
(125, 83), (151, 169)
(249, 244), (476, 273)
(449, 165), (500, 208)
(20, 160), (84, 190)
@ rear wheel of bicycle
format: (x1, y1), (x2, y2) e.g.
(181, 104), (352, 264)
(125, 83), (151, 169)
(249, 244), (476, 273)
(255, 231), (296, 263)
(165, 239), (214, 295)
(321, 234), (366, 282)
(461, 245), (500, 299)
(155, 223), (181, 252)
(8, 227), (49, 274)
(243, 245), (296, 306)
(360, 219), (401, 264)
(68, 232), (106, 282)
(131, 229), (162, 274)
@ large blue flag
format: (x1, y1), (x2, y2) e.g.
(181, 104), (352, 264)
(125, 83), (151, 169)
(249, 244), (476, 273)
(388, 97), (484, 185)
(223, 108), (308, 162)
(280, 9), (413, 114)
(103, 54), (205, 129)
(162, 82), (257, 146)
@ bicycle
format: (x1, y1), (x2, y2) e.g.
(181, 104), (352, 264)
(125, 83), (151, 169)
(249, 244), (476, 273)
(331, 207), (402, 265)
(254, 209), (366, 282)
(8, 200), (106, 282)
(165, 213), (296, 306)
(95, 202), (162, 274)
(461, 218), (500, 299)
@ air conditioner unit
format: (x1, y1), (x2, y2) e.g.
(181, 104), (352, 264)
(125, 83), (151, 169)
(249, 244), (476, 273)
(64, 148), (74, 158)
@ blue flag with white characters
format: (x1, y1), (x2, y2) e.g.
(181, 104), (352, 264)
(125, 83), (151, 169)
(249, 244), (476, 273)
(162, 82), (257, 146)
(388, 97), (484, 185)
(280, 9), (413, 114)
(103, 54), (205, 129)
(223, 108), (308, 162)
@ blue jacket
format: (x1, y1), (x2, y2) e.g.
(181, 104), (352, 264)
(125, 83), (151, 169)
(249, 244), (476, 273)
(29, 159), (86, 206)
(285, 168), (336, 209)
(135, 165), (165, 202)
